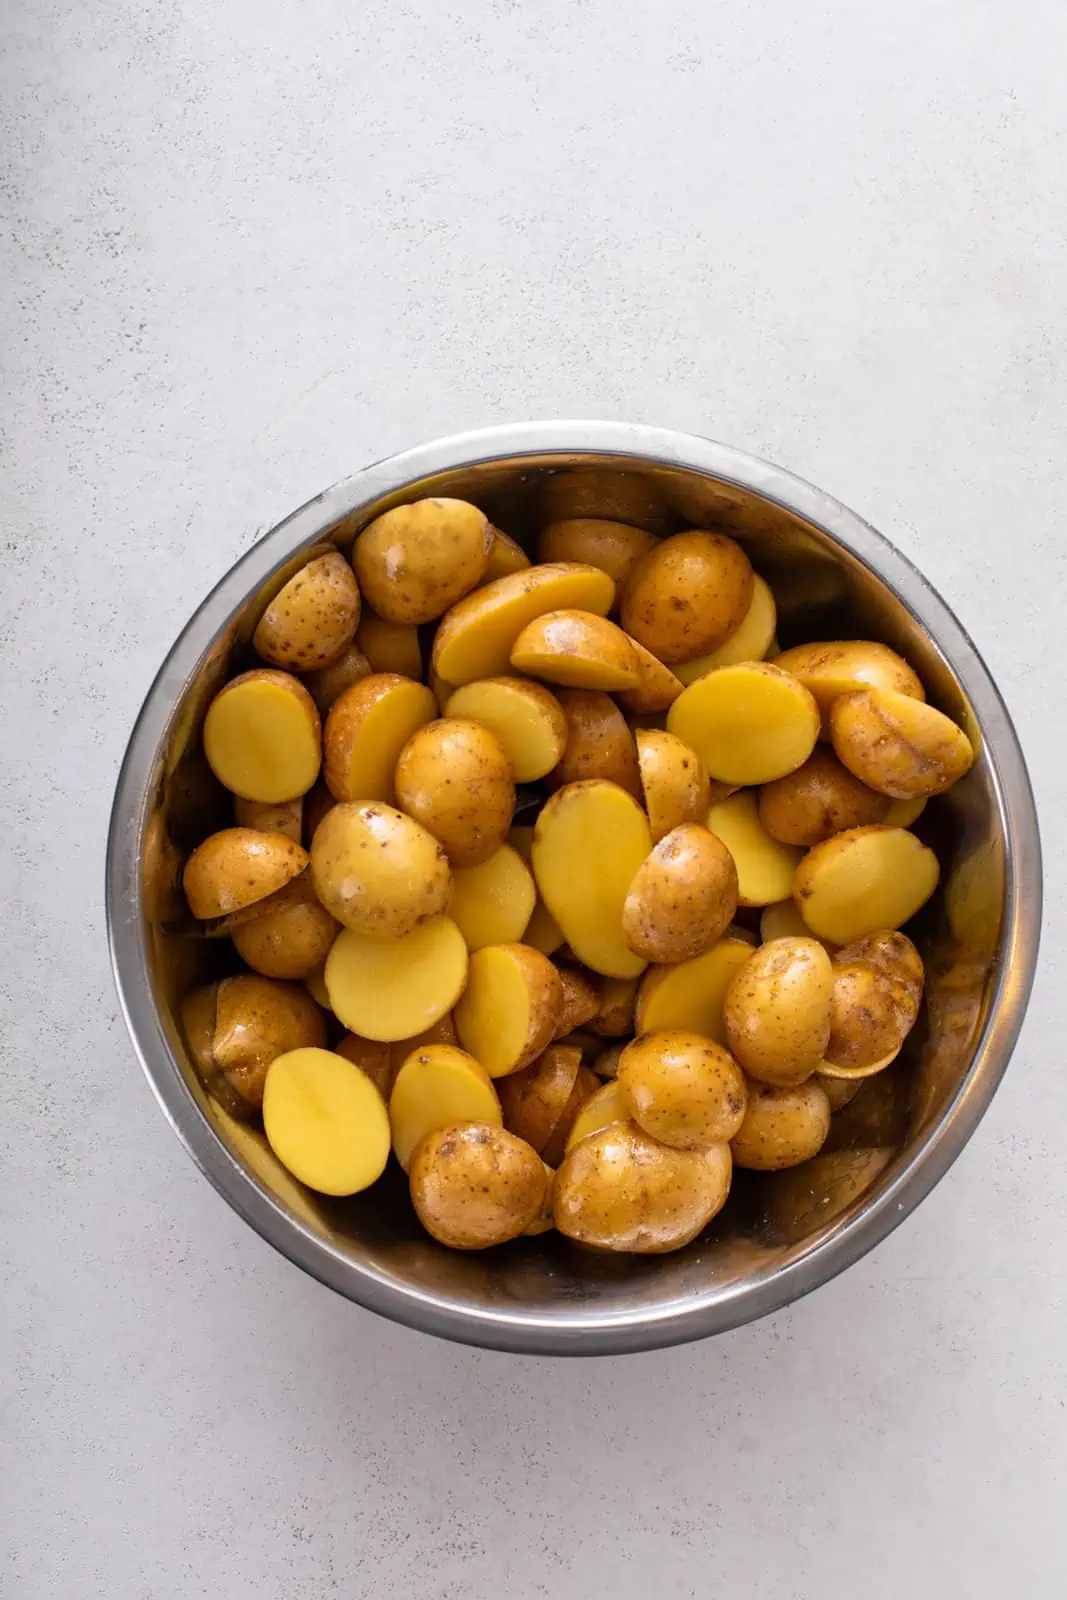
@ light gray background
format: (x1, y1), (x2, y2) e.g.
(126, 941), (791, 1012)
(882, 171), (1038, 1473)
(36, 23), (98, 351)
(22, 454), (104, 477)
(3, 1), (1066, 1595)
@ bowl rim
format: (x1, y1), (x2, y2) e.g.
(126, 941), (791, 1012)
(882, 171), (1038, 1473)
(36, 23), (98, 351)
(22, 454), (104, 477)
(106, 421), (1042, 1355)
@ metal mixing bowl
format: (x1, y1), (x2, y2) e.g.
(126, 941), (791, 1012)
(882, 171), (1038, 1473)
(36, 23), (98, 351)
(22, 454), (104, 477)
(107, 422), (1041, 1355)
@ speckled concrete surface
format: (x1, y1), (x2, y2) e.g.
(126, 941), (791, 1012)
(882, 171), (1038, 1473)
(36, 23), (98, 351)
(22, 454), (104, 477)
(3, 1), (1066, 1594)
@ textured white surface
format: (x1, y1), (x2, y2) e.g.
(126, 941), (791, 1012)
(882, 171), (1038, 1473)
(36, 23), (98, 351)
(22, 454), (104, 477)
(3, 1), (1066, 1594)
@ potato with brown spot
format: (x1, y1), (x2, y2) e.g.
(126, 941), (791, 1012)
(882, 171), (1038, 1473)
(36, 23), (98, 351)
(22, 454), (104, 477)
(310, 800), (452, 936)
(758, 746), (890, 846)
(233, 795), (303, 843)
(232, 897), (339, 979)
(617, 1030), (749, 1148)
(620, 530), (753, 663)
(772, 639), (925, 733)
(730, 1080), (831, 1170)
(409, 1123), (548, 1249)
(183, 827), (309, 920)
(622, 824), (739, 963)
(724, 936), (834, 1085)
(253, 552), (361, 671)
(635, 728), (715, 842)
(394, 717), (515, 867)
(510, 609), (641, 691)
(836, 929), (924, 1004)
(829, 688), (975, 799)
(354, 498), (493, 624)
(497, 1043), (582, 1154)
(824, 944), (922, 1071)
(552, 964), (600, 1038)
(549, 690), (641, 796)
(553, 1123), (733, 1252)
(590, 975), (640, 1038)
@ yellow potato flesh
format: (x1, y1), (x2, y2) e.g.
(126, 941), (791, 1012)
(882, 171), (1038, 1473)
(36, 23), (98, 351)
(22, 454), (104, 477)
(355, 612), (423, 678)
(447, 845), (537, 951)
(815, 1048), (900, 1082)
(565, 1079), (629, 1150)
(324, 917), (468, 1041)
(532, 780), (651, 978)
(324, 677), (436, 804)
(705, 791), (802, 906)
(673, 575), (778, 684)
(262, 1047), (390, 1195)
(204, 673), (321, 803)
(507, 826), (564, 955)
(634, 936), (753, 1044)
(884, 795), (927, 827)
(453, 945), (559, 1078)
(444, 677), (567, 782)
(389, 1045), (502, 1171)
(667, 662), (819, 785)
(760, 898), (836, 951)
(481, 528), (531, 582)
(794, 826), (940, 944)
(510, 610), (640, 691)
(617, 640), (684, 714)
(772, 639), (925, 732)
(432, 563), (615, 685)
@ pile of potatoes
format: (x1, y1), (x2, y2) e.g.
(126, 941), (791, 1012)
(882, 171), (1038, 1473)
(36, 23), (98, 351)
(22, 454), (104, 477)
(177, 491), (975, 1255)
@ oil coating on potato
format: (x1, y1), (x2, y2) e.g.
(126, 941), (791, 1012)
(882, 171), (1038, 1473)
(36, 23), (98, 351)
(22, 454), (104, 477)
(724, 937), (834, 1086)
(730, 1080), (831, 1171)
(335, 1033), (396, 1100)
(549, 690), (641, 796)
(409, 1123), (549, 1249)
(757, 746), (890, 846)
(510, 609), (641, 691)
(263, 1046), (390, 1195)
(310, 800), (452, 937)
(772, 639), (925, 732)
(538, 518), (658, 589)
(829, 688), (975, 799)
(620, 530), (754, 663)
(824, 952), (921, 1070)
(183, 827), (309, 920)
(590, 975), (640, 1038)
(622, 825), (739, 964)
(389, 1045), (502, 1171)
(540, 1064), (600, 1166)
(497, 1043), (582, 1155)
(444, 677), (568, 782)
(232, 896), (339, 979)
(617, 1030), (748, 1148)
(323, 673), (437, 804)
(673, 574), (778, 684)
(635, 728), (714, 842)
(454, 943), (563, 1077)
(668, 662), (820, 786)
(353, 498), (493, 625)
(253, 552), (361, 671)
(432, 562), (616, 685)
(565, 1079), (629, 1149)
(395, 717), (515, 867)
(835, 930), (924, 1003)
(204, 669), (322, 804)
(759, 898), (835, 950)
(553, 1122), (733, 1252)
(794, 825), (940, 944)
(233, 795), (304, 842)
(481, 527), (531, 583)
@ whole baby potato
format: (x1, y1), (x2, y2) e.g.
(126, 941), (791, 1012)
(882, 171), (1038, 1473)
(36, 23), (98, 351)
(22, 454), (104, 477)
(232, 896), (339, 979)
(183, 827), (309, 921)
(324, 673), (437, 804)
(621, 824), (739, 963)
(444, 676), (568, 783)
(549, 690), (641, 796)
(353, 497), (493, 625)
(617, 1030), (749, 1148)
(724, 936), (834, 1085)
(620, 530), (753, 663)
(829, 688), (975, 799)
(253, 552), (361, 671)
(410, 1123), (549, 1249)
(794, 825), (940, 944)
(538, 518), (659, 589)
(394, 717), (515, 867)
(510, 609), (640, 691)
(553, 1122), (733, 1252)
(310, 800), (452, 936)
(758, 746), (890, 846)
(635, 728), (714, 842)
(730, 1080), (831, 1171)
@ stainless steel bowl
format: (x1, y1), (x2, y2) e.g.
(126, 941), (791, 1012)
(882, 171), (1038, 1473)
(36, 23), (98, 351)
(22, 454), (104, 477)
(107, 422), (1041, 1355)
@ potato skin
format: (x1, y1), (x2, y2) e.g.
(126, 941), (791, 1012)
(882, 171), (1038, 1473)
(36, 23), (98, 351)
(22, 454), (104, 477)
(617, 1030), (749, 1148)
(622, 825), (739, 963)
(836, 930), (924, 1003)
(553, 1123), (733, 1252)
(730, 1080), (831, 1170)
(303, 644), (373, 714)
(336, 1033), (396, 1100)
(538, 518), (658, 589)
(253, 552), (361, 671)
(620, 530), (754, 663)
(209, 974), (327, 1108)
(825, 954), (921, 1070)
(617, 639), (684, 714)
(590, 975), (640, 1038)
(635, 728), (714, 842)
(183, 828), (309, 920)
(232, 897), (340, 979)
(510, 609), (640, 691)
(724, 936), (834, 1085)
(541, 1063), (599, 1166)
(549, 690), (641, 796)
(353, 498), (493, 624)
(394, 718), (515, 867)
(552, 965), (601, 1038)
(310, 800), (452, 936)
(497, 1044), (582, 1155)
(409, 1123), (548, 1249)
(773, 639), (925, 731)
(758, 747), (890, 846)
(829, 688), (975, 799)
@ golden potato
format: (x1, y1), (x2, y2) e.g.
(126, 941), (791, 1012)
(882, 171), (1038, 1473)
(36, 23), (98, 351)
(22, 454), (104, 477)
(523, 1162), (557, 1235)
(565, 1079), (629, 1149)
(634, 935), (753, 1044)
(353, 497), (493, 624)
(622, 824), (739, 963)
(203, 669), (321, 803)
(410, 1123), (549, 1248)
(730, 1080), (831, 1170)
(447, 844), (536, 951)
(541, 1063), (599, 1165)
(757, 746), (890, 846)
(443, 677), (567, 782)
(617, 1030), (748, 1148)
(815, 1047), (901, 1083)
(620, 530), (753, 663)
(532, 780), (652, 979)
(539, 467), (669, 533)
(253, 552), (361, 671)
(325, 916), (468, 1041)
(497, 1043), (582, 1154)
(673, 574), (777, 684)
(189, 974), (327, 1109)
(335, 1033), (396, 1100)
(454, 942), (563, 1077)
(884, 795), (927, 827)
(553, 1123), (733, 1252)
(773, 639), (925, 732)
(723, 936), (834, 1085)
(668, 662), (820, 786)
(183, 827), (309, 920)
(635, 728), (713, 843)
(794, 825), (940, 943)
(590, 975), (640, 1038)
(759, 898), (836, 951)
(388, 1012), (459, 1064)
(538, 518), (658, 589)
(323, 673), (437, 804)
(549, 690), (641, 796)
(233, 794), (303, 842)
(481, 527), (531, 583)
(394, 717), (515, 867)
(232, 897), (339, 979)
(303, 644), (373, 714)
(389, 1045), (502, 1171)
(553, 964), (600, 1038)
(705, 791), (803, 906)
(310, 800), (451, 936)
(510, 609), (640, 691)
(355, 610), (423, 679)
(263, 1046), (390, 1195)
(830, 688), (975, 799)
(432, 562), (615, 685)
(617, 639), (685, 714)
(824, 951), (921, 1071)
(836, 929), (924, 1003)
(507, 826), (565, 956)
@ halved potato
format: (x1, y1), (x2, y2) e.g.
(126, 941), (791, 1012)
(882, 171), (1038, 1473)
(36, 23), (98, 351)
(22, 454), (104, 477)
(617, 1030), (748, 1148)
(410, 1123), (548, 1249)
(453, 943), (563, 1077)
(836, 929), (924, 1003)
(323, 673), (436, 804)
(705, 791), (803, 906)
(431, 563), (616, 685)
(184, 974), (327, 1111)
(355, 611), (423, 679)
(565, 1079), (629, 1149)
(497, 1043), (582, 1154)
(730, 1080), (831, 1170)
(253, 552), (361, 671)
(538, 518), (658, 589)
(634, 935), (754, 1044)
(324, 916), (468, 1041)
(394, 717), (515, 867)
(673, 574), (777, 684)
(723, 936), (834, 1085)
(668, 662), (820, 785)
(203, 669), (321, 803)
(635, 728), (714, 842)
(389, 1044), (502, 1171)
(793, 825), (940, 943)
(541, 1063), (599, 1165)
(553, 1123), (733, 1252)
(617, 639), (685, 714)
(532, 780), (651, 979)
(353, 497), (493, 624)
(507, 825), (565, 955)
(183, 827), (309, 920)
(510, 609), (640, 691)
(553, 964), (600, 1038)
(830, 688), (975, 799)
(444, 676), (567, 782)
(263, 1046), (390, 1195)
(233, 795), (303, 842)
(824, 946), (921, 1071)
(481, 527), (531, 583)
(884, 796), (927, 827)
(620, 530), (753, 663)
(549, 690), (640, 796)
(773, 639), (925, 732)
(303, 644), (373, 714)
(759, 898), (836, 951)
(622, 824), (739, 963)
(232, 897), (339, 979)
(310, 800), (451, 936)
(448, 844), (536, 951)
(757, 746), (890, 846)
